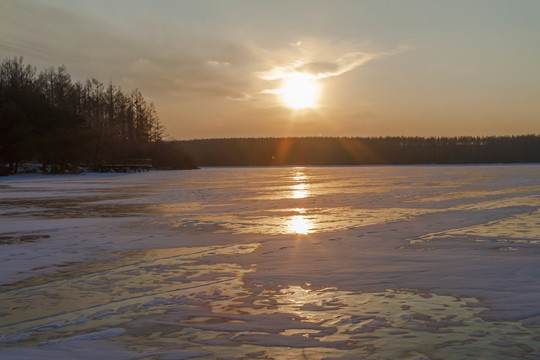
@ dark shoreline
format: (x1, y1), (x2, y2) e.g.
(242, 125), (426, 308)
(178, 135), (540, 167)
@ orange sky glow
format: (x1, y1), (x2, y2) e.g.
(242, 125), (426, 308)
(2, 0), (539, 139)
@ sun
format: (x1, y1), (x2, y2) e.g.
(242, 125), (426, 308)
(280, 73), (320, 109)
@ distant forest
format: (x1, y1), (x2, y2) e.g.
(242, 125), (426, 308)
(179, 136), (540, 166)
(0, 57), (196, 174)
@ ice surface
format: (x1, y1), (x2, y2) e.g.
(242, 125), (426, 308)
(43, 328), (126, 344)
(0, 340), (142, 360)
(1, 165), (540, 359)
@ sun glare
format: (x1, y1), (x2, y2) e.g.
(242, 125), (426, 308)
(280, 74), (320, 109)
(288, 215), (313, 234)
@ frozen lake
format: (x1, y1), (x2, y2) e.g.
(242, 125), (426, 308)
(1, 165), (540, 359)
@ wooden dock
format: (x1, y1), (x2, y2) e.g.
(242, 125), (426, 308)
(94, 158), (153, 173)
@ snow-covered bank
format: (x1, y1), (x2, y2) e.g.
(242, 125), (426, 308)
(1, 165), (539, 359)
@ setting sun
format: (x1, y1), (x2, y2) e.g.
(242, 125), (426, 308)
(280, 74), (320, 109)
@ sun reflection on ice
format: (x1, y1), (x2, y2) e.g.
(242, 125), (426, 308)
(291, 183), (309, 199)
(288, 214), (314, 234)
(290, 168), (310, 199)
(292, 168), (307, 182)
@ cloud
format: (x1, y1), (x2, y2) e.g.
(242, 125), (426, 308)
(254, 43), (408, 107)
(1, 0), (260, 103)
(0, 0), (136, 71)
(258, 50), (392, 81)
(298, 52), (379, 79)
(207, 60), (231, 67)
(119, 54), (254, 102)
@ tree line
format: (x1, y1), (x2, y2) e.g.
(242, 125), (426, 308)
(179, 135), (540, 166)
(0, 56), (196, 174)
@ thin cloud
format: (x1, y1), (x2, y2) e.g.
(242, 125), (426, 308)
(259, 48), (404, 82)
(297, 52), (378, 79)
(207, 60), (231, 67)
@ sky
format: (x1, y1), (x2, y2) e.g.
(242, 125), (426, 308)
(1, 0), (539, 139)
